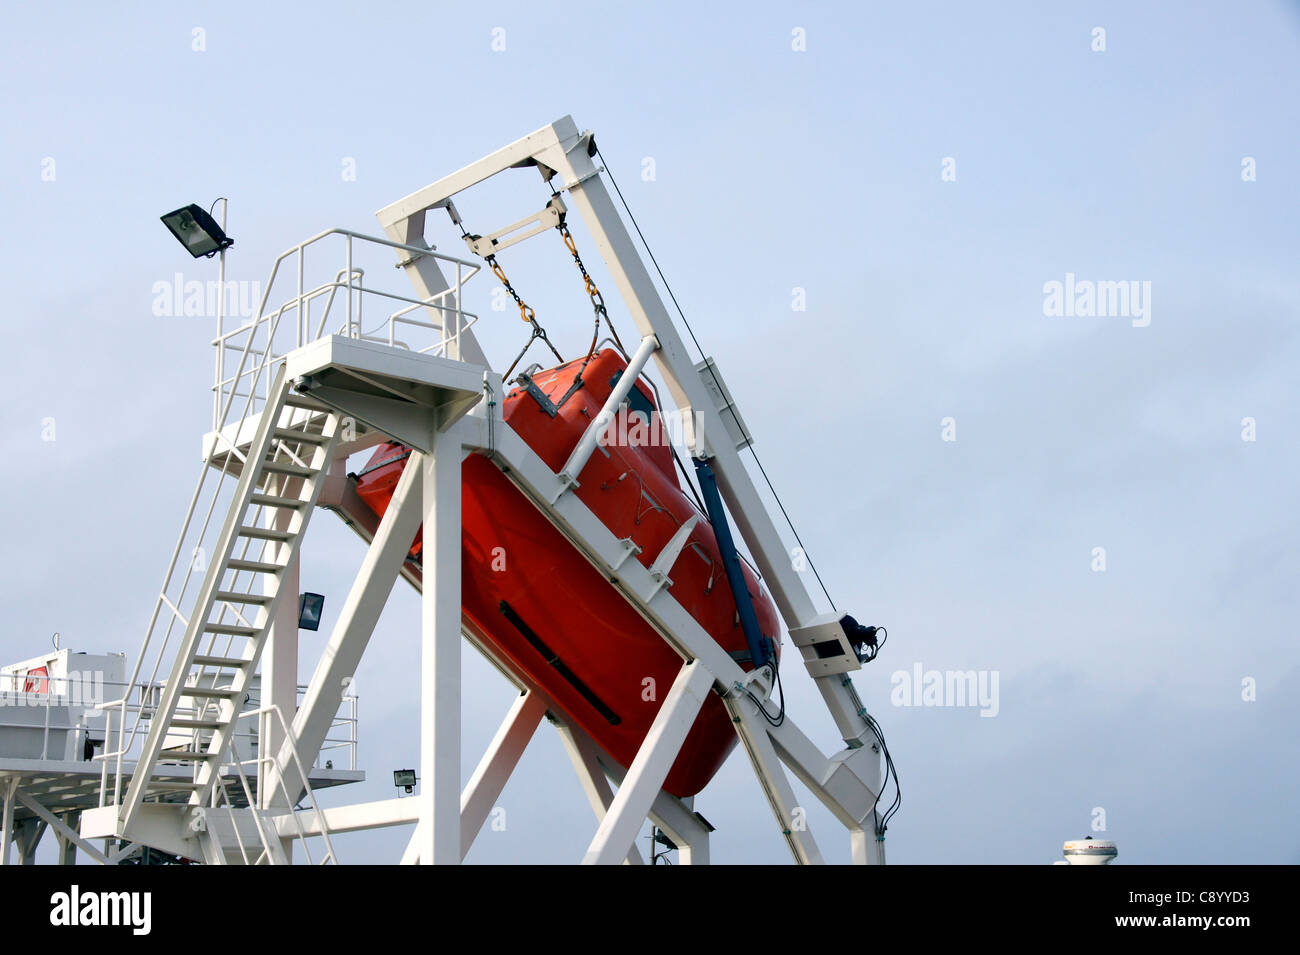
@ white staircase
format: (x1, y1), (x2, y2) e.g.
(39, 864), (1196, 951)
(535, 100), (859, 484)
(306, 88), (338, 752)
(117, 366), (341, 828)
(89, 228), (480, 863)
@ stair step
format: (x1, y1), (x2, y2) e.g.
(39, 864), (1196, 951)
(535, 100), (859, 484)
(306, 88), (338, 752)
(262, 460), (316, 478)
(273, 427), (330, 444)
(238, 525), (293, 542)
(162, 749), (215, 762)
(170, 718), (224, 731)
(249, 493), (305, 510)
(284, 395), (325, 411)
(227, 558), (283, 575)
(146, 780), (203, 791)
(181, 686), (242, 699)
(192, 654), (248, 669)
(203, 622), (259, 637)
(213, 590), (270, 605)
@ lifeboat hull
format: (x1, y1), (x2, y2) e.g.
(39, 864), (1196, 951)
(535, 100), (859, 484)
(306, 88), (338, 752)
(354, 349), (779, 797)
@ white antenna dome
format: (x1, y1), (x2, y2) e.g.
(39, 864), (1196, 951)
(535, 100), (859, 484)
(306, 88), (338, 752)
(1062, 837), (1117, 865)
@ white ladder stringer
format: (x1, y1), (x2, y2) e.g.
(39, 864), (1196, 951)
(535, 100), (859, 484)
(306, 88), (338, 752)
(118, 365), (342, 830)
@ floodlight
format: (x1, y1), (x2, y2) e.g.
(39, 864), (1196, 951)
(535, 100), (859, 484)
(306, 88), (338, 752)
(160, 203), (232, 258)
(298, 592), (325, 631)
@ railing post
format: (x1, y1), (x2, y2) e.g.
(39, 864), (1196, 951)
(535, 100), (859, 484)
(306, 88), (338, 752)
(297, 246), (305, 351)
(345, 235), (354, 339)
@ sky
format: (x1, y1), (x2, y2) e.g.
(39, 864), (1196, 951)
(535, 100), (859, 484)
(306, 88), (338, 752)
(1, 1), (1297, 864)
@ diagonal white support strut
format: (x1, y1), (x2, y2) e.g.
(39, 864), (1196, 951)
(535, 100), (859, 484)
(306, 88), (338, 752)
(581, 660), (713, 865)
(556, 722), (645, 865)
(728, 693), (825, 864)
(459, 690), (547, 860)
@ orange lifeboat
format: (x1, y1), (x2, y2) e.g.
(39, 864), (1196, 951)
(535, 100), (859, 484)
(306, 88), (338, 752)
(353, 347), (780, 797)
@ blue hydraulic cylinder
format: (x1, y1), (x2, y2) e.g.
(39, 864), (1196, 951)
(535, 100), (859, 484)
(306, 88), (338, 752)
(692, 456), (771, 671)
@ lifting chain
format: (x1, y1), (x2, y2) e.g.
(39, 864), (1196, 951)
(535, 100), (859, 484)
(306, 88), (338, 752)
(485, 251), (563, 379)
(457, 203), (564, 379)
(555, 210), (626, 357)
(454, 195), (629, 387)
(486, 254), (536, 326)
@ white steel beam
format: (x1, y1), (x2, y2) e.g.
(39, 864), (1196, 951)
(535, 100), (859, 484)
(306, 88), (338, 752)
(851, 827), (885, 865)
(272, 797), (418, 838)
(459, 690), (547, 860)
(726, 694), (825, 865)
(376, 122), (582, 232)
(15, 819), (44, 865)
(400, 823), (423, 864)
(15, 792), (111, 865)
(581, 661), (712, 865)
(770, 719), (882, 832)
(379, 217), (489, 368)
(555, 722), (645, 865)
(418, 421), (461, 865)
(0, 778), (16, 866)
(592, 746), (713, 865)
(55, 816), (79, 866)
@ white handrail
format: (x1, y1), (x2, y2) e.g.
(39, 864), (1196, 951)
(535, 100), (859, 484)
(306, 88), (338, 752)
(213, 229), (482, 429)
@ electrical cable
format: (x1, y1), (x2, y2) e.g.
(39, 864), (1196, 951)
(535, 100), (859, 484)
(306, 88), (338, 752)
(744, 642), (786, 727)
(863, 709), (901, 837)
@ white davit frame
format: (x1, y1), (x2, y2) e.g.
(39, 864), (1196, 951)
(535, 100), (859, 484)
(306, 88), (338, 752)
(75, 116), (890, 866)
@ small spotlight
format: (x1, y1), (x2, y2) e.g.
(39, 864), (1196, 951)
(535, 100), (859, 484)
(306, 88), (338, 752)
(393, 769), (417, 794)
(160, 203), (232, 258)
(839, 614), (885, 664)
(298, 592), (325, 631)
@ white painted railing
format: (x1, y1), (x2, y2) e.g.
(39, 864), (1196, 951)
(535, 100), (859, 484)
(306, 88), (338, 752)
(212, 229), (482, 431)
